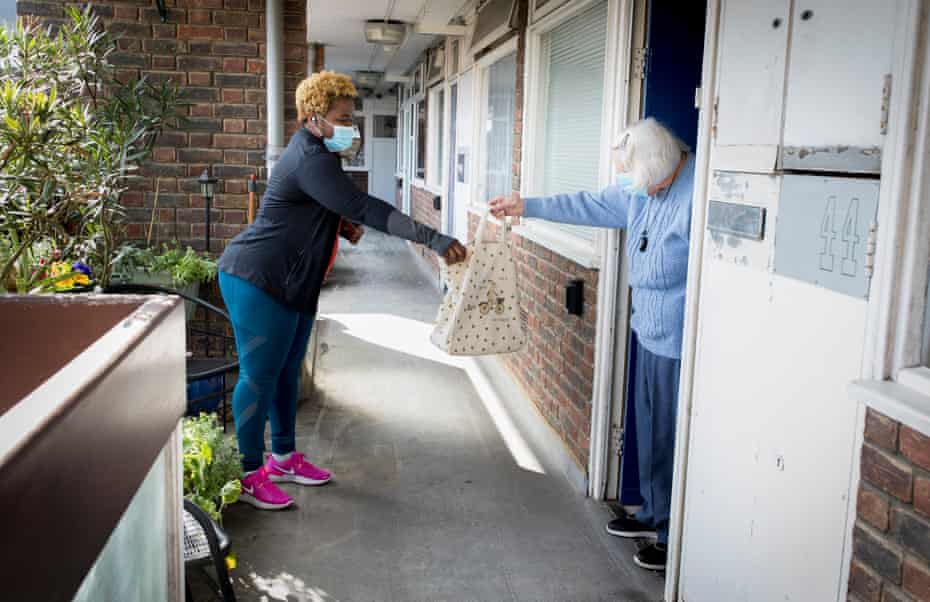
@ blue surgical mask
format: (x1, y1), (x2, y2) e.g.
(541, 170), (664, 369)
(320, 118), (356, 153)
(616, 173), (648, 197)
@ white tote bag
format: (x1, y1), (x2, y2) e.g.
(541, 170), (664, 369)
(431, 211), (526, 355)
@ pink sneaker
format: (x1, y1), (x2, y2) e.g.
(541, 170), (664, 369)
(266, 452), (332, 486)
(239, 467), (294, 510)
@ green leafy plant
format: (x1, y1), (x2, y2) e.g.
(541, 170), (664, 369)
(114, 242), (217, 287)
(182, 413), (242, 522)
(0, 7), (181, 292)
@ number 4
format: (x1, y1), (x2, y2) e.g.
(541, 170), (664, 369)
(820, 196), (837, 272)
(841, 197), (860, 277)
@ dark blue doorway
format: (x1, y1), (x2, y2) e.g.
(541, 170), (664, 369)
(618, 0), (706, 506)
(642, 0), (706, 148)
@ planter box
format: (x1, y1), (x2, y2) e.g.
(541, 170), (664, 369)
(117, 268), (200, 320)
(0, 294), (186, 601)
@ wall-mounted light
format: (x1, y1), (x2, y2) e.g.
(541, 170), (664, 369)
(155, 0), (168, 23)
(198, 169), (218, 254)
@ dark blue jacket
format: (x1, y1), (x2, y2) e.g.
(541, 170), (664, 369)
(219, 127), (453, 315)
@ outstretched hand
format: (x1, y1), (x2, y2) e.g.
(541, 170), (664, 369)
(489, 192), (524, 221)
(340, 221), (364, 245)
(443, 240), (468, 265)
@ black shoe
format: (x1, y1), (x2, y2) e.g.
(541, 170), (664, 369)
(605, 515), (657, 539)
(634, 543), (667, 571)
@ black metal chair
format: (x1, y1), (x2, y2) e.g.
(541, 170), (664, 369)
(183, 499), (236, 602)
(104, 283), (238, 429)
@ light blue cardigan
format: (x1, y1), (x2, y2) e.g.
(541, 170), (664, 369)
(523, 155), (695, 359)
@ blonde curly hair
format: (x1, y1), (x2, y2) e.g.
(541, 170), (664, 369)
(296, 71), (358, 121)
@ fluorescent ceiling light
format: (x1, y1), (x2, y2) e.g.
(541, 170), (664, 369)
(364, 20), (408, 46)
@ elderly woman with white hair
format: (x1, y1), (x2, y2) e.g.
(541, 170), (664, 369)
(489, 117), (694, 571)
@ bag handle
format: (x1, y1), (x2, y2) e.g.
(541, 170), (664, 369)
(474, 209), (512, 245)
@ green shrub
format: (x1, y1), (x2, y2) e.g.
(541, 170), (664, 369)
(182, 413), (241, 522)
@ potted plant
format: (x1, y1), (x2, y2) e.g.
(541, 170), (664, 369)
(113, 243), (217, 317)
(0, 7), (180, 294)
(182, 413), (241, 522)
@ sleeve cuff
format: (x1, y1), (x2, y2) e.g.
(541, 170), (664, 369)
(523, 197), (545, 219)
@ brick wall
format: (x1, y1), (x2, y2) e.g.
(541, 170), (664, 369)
(410, 184), (443, 272)
(849, 408), (930, 602)
(16, 0), (308, 253)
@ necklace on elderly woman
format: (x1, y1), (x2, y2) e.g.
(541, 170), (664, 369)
(639, 190), (661, 252)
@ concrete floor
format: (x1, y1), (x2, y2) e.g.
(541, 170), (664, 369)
(218, 231), (665, 602)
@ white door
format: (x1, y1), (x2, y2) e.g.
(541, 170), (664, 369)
(679, 2), (896, 599)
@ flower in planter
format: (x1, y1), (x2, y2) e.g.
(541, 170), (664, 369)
(49, 261), (91, 291)
(71, 261), (93, 278)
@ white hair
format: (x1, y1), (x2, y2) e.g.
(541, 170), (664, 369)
(613, 118), (686, 192)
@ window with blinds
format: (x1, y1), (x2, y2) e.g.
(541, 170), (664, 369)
(484, 52), (517, 202)
(538, 1), (608, 243)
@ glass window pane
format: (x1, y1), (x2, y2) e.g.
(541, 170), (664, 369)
(484, 52), (517, 201)
(416, 100), (426, 179)
(539, 0), (608, 243)
(437, 89), (445, 185)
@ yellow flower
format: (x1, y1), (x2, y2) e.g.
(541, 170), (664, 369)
(50, 261), (70, 277)
(49, 262), (90, 290)
(225, 554), (237, 570)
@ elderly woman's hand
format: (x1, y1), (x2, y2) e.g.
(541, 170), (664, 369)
(443, 240), (468, 265)
(489, 192), (524, 220)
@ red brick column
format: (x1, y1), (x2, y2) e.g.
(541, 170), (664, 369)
(849, 409), (930, 602)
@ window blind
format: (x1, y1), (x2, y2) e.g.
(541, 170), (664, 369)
(540, 1), (608, 243)
(484, 52), (517, 201)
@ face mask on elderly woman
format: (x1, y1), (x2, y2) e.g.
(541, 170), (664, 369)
(615, 172), (648, 198)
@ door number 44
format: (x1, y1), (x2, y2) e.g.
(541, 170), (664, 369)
(820, 195), (861, 278)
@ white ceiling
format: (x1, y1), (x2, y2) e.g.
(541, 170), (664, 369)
(308, 0), (439, 92)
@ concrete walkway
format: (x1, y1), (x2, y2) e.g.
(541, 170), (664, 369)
(222, 231), (665, 602)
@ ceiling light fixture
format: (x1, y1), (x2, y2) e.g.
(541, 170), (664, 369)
(364, 20), (408, 46)
(354, 71), (384, 89)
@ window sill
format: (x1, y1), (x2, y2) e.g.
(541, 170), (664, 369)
(412, 178), (427, 189)
(516, 222), (601, 269)
(343, 166), (368, 173)
(850, 367), (930, 437)
(465, 205), (602, 269)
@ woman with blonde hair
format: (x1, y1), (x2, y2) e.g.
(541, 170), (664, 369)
(490, 117), (693, 571)
(218, 71), (466, 510)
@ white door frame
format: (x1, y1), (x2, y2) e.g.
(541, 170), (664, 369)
(402, 103), (415, 214)
(658, 0), (720, 597)
(582, 0), (634, 500)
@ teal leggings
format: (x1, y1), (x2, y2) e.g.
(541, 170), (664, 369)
(218, 272), (315, 472)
